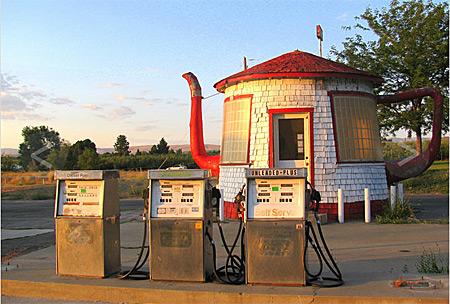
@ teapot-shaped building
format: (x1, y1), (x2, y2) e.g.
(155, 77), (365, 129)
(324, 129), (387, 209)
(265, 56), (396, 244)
(183, 50), (443, 221)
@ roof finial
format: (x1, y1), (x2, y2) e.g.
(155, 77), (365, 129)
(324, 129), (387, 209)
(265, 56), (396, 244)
(316, 25), (323, 57)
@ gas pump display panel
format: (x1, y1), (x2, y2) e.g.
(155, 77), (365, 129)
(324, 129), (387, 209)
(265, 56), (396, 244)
(56, 180), (104, 217)
(248, 178), (305, 219)
(150, 180), (205, 219)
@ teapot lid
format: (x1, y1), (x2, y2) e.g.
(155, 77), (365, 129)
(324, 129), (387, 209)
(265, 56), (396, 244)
(214, 50), (383, 92)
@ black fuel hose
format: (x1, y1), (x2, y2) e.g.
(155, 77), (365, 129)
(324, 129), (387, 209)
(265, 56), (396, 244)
(117, 218), (149, 280)
(304, 216), (344, 287)
(206, 221), (245, 285)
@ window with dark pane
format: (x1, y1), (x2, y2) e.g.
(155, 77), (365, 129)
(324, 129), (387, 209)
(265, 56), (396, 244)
(278, 118), (305, 160)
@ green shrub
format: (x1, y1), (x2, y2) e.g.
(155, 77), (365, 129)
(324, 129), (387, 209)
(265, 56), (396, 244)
(31, 191), (53, 200)
(375, 199), (417, 224)
(416, 244), (449, 274)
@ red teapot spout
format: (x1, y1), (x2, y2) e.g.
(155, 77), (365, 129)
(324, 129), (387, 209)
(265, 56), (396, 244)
(182, 72), (220, 177)
(377, 88), (444, 184)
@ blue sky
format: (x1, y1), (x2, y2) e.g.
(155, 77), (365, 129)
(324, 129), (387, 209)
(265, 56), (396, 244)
(1, 0), (393, 148)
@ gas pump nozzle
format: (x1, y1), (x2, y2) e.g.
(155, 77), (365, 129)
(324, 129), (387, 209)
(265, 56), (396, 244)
(306, 181), (321, 216)
(142, 188), (149, 221)
(234, 184), (246, 220)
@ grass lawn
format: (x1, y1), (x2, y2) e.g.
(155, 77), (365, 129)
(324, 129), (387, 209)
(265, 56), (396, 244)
(403, 160), (449, 194)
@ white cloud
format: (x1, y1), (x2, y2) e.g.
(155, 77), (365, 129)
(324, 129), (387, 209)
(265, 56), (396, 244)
(1, 111), (48, 121)
(114, 94), (179, 107)
(0, 73), (78, 120)
(82, 103), (103, 111)
(115, 94), (126, 102)
(0, 92), (47, 120)
(49, 97), (75, 105)
(98, 82), (124, 88)
(108, 106), (136, 119)
(0, 95), (28, 111)
(135, 124), (155, 132)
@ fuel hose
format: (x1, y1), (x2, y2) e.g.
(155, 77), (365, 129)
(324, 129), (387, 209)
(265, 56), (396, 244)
(206, 221), (245, 285)
(304, 183), (344, 287)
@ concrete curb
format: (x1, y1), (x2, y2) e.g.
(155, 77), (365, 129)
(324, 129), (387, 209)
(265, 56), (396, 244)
(2, 279), (448, 304)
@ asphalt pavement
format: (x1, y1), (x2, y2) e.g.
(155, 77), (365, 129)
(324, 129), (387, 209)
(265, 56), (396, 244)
(1, 199), (143, 259)
(2, 195), (448, 259)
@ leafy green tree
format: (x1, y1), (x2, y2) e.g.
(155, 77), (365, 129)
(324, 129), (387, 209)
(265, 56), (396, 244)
(18, 126), (61, 170)
(65, 139), (97, 169)
(331, 0), (449, 154)
(77, 149), (99, 169)
(1, 156), (21, 171)
(114, 135), (130, 156)
(150, 138), (170, 154)
(47, 142), (71, 169)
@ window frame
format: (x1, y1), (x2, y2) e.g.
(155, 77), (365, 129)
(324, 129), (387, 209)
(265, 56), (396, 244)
(220, 94), (253, 166)
(329, 91), (384, 164)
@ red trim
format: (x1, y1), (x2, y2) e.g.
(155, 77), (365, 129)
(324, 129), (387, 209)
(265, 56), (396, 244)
(328, 91), (384, 164)
(215, 72), (383, 92)
(268, 108), (315, 186)
(329, 92), (340, 162)
(223, 200), (239, 219)
(328, 90), (376, 98)
(224, 94), (253, 103)
(220, 94), (253, 165)
(319, 200), (387, 222)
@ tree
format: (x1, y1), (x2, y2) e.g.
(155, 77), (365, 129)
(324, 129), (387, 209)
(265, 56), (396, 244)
(1, 155), (21, 171)
(47, 142), (71, 169)
(77, 149), (99, 169)
(114, 135), (130, 156)
(331, 0), (449, 154)
(65, 139), (97, 169)
(150, 138), (170, 154)
(18, 126), (61, 170)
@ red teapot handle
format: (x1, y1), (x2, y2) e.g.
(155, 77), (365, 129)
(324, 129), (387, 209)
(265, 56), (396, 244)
(376, 88), (444, 184)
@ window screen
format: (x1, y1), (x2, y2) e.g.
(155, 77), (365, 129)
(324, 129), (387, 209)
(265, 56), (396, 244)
(221, 97), (251, 164)
(332, 95), (383, 162)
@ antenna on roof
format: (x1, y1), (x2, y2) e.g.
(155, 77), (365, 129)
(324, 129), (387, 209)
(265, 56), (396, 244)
(244, 56), (248, 70)
(316, 25), (323, 57)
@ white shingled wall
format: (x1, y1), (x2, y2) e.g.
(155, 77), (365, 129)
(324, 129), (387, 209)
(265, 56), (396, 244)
(218, 77), (388, 204)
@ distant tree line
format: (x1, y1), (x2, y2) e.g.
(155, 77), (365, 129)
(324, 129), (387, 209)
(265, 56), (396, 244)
(1, 125), (447, 172)
(3, 125), (218, 171)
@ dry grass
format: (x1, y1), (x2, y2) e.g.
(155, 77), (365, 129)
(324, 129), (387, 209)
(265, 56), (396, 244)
(2, 171), (55, 192)
(1, 170), (148, 200)
(118, 170), (147, 180)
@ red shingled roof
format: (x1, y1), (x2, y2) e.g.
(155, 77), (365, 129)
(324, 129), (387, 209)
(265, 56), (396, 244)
(214, 50), (383, 92)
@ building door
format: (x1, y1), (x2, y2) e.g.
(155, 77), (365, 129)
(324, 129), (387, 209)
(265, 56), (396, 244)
(273, 112), (311, 177)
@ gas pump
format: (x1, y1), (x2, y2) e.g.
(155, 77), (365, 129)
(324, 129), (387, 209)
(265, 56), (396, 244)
(54, 170), (121, 278)
(244, 168), (307, 286)
(148, 169), (214, 282)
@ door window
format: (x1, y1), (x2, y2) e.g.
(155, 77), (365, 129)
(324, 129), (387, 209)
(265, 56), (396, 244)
(278, 118), (305, 161)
